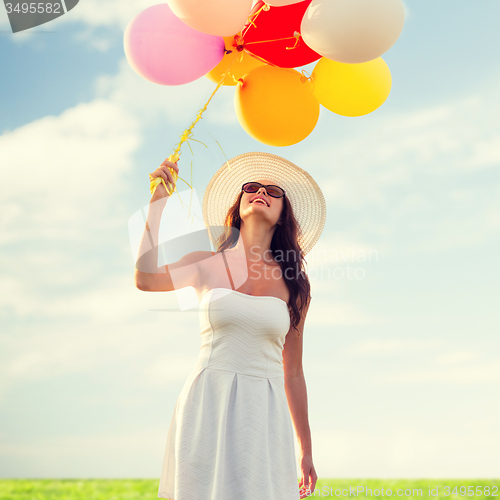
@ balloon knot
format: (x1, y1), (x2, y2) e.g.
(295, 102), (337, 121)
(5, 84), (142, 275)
(224, 49), (233, 55)
(263, 3), (270, 10)
(286, 31), (301, 50)
(236, 44), (245, 52)
(300, 69), (312, 83)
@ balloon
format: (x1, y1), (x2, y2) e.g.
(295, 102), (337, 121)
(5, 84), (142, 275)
(205, 36), (265, 86)
(167, 0), (253, 37)
(311, 57), (392, 116)
(235, 65), (320, 146)
(266, 0), (305, 5)
(124, 4), (225, 86)
(242, 0), (321, 68)
(301, 0), (405, 64)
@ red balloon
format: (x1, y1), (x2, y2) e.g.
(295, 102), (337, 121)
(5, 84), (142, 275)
(241, 0), (321, 68)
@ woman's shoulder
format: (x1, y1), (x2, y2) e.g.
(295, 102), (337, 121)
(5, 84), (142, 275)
(193, 250), (224, 271)
(177, 250), (214, 264)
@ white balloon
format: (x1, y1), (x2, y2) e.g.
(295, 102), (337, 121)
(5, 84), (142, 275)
(301, 0), (405, 63)
(167, 0), (253, 37)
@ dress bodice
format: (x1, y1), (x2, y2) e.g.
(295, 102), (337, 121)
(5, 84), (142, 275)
(193, 288), (291, 379)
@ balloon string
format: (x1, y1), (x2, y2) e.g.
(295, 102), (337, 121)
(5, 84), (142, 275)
(240, 3), (268, 38)
(243, 31), (301, 50)
(239, 47), (313, 85)
(227, 51), (244, 84)
(149, 50), (240, 225)
(149, 50), (240, 201)
(288, 31), (301, 50)
(147, 0), (303, 219)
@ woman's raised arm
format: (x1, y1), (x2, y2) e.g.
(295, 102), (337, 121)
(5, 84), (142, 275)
(134, 158), (209, 292)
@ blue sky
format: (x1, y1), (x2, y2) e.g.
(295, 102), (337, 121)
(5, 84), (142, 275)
(1, 0), (499, 480)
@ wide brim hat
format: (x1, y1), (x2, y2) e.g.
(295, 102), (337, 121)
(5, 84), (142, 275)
(202, 152), (326, 255)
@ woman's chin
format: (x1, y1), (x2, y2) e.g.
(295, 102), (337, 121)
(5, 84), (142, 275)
(241, 212), (278, 226)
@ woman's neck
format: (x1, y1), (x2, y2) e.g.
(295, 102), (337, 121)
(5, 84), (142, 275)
(232, 220), (277, 266)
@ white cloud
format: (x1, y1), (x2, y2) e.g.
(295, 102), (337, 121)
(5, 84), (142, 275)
(0, 98), (141, 242)
(306, 296), (390, 327)
(307, 233), (383, 264)
(66, 0), (160, 30)
(0, 427), (168, 477)
(73, 28), (114, 52)
(143, 353), (200, 386)
(434, 350), (480, 365)
(0, 0), (165, 36)
(0, 295), (198, 401)
(338, 340), (500, 385)
(373, 357), (500, 385)
(0, 50), (235, 422)
(304, 77), (500, 210)
(94, 58), (237, 127)
(348, 338), (442, 354)
(290, 73), (500, 255)
(0, 96), (149, 332)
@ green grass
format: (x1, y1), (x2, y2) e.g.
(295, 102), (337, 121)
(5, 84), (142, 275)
(0, 480), (154, 500)
(0, 479), (498, 499)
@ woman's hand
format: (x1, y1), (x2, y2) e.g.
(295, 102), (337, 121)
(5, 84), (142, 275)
(149, 158), (179, 203)
(299, 453), (318, 498)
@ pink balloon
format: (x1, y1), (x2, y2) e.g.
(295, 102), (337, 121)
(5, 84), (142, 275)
(124, 3), (225, 86)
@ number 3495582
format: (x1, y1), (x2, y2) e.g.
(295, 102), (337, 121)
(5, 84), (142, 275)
(5, 3), (62, 14)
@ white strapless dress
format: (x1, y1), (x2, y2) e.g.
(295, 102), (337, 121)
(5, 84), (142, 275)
(158, 287), (301, 500)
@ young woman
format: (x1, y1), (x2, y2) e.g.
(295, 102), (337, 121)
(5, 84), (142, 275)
(135, 152), (326, 499)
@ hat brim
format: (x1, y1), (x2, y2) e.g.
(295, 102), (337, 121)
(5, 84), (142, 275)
(202, 152), (326, 255)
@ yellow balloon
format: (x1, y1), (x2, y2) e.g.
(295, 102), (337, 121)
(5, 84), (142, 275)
(235, 65), (320, 147)
(311, 57), (392, 117)
(205, 37), (265, 86)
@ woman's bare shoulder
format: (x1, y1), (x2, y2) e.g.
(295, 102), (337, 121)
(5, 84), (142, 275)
(173, 250), (214, 267)
(190, 250), (222, 269)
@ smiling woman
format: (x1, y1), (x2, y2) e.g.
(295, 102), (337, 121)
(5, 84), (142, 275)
(136, 151), (326, 499)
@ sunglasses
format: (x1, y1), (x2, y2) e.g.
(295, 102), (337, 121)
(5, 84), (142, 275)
(241, 182), (286, 199)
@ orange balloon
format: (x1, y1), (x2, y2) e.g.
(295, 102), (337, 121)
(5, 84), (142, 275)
(205, 37), (265, 86)
(235, 65), (320, 147)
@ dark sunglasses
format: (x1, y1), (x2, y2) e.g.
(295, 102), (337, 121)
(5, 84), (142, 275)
(242, 182), (285, 199)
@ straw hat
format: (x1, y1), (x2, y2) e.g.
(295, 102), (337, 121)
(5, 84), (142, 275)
(202, 152), (326, 255)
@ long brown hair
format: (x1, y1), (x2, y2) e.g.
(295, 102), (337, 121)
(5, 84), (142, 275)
(214, 190), (311, 337)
